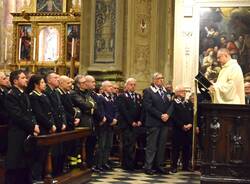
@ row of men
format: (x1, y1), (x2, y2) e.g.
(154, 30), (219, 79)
(0, 70), (194, 183)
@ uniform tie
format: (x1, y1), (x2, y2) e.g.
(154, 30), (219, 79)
(159, 88), (165, 100)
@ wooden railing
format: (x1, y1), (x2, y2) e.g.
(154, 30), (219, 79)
(35, 127), (92, 184)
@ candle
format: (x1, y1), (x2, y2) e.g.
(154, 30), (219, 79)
(4, 38), (7, 61)
(18, 38), (22, 60)
(33, 37), (36, 61)
(71, 38), (75, 58)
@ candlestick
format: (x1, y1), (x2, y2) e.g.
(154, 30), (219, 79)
(4, 38), (7, 61)
(71, 38), (75, 58)
(18, 38), (22, 60)
(33, 37), (36, 61)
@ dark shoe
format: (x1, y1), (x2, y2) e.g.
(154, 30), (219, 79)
(102, 164), (113, 171)
(122, 166), (135, 172)
(92, 166), (104, 173)
(144, 169), (154, 175)
(155, 167), (169, 174)
(169, 168), (177, 174)
(182, 167), (193, 172)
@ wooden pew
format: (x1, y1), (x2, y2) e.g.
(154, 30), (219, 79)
(0, 124), (8, 184)
(35, 127), (92, 184)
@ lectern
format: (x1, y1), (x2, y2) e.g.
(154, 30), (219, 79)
(199, 103), (250, 184)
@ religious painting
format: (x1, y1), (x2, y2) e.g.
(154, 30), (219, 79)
(37, 0), (63, 12)
(94, 0), (116, 63)
(38, 26), (60, 62)
(18, 25), (32, 61)
(199, 7), (250, 82)
(66, 24), (80, 61)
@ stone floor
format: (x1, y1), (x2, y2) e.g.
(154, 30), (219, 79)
(89, 167), (201, 184)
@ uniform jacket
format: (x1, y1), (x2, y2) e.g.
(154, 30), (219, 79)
(57, 88), (81, 130)
(29, 90), (55, 134)
(44, 86), (67, 131)
(5, 87), (36, 169)
(171, 98), (193, 131)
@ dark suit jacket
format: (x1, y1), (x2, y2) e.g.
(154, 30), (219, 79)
(117, 92), (143, 129)
(143, 85), (173, 127)
(99, 93), (118, 128)
(171, 98), (193, 133)
(44, 86), (66, 131)
(5, 87), (36, 169)
(29, 90), (55, 134)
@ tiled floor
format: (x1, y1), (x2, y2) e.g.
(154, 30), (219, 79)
(89, 168), (201, 184)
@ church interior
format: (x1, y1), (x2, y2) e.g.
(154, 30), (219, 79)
(0, 0), (250, 184)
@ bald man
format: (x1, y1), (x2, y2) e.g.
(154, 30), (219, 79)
(209, 48), (245, 104)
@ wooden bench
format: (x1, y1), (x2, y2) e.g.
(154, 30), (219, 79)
(0, 127), (92, 184)
(35, 127), (92, 184)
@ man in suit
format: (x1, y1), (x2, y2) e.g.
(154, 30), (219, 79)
(5, 70), (40, 184)
(143, 72), (173, 175)
(171, 86), (193, 173)
(117, 78), (143, 171)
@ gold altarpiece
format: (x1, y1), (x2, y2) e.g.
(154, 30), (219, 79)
(10, 0), (81, 76)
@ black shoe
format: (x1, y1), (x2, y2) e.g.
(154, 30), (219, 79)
(155, 167), (169, 174)
(102, 164), (113, 171)
(92, 166), (104, 173)
(182, 167), (193, 172)
(169, 168), (177, 174)
(144, 169), (154, 175)
(122, 166), (135, 172)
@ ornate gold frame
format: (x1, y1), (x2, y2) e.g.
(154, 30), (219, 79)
(11, 11), (80, 73)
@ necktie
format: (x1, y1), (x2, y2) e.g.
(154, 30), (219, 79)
(159, 89), (164, 100)
(131, 93), (136, 102)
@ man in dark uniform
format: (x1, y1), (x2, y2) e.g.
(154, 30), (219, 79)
(5, 70), (40, 184)
(95, 80), (118, 171)
(0, 72), (10, 155)
(117, 78), (143, 171)
(57, 75), (81, 168)
(170, 86), (193, 173)
(143, 72), (173, 175)
(44, 71), (67, 176)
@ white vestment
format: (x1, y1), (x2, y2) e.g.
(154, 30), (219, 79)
(213, 59), (245, 104)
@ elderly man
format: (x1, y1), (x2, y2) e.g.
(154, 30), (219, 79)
(209, 48), (245, 104)
(143, 72), (173, 175)
(170, 85), (193, 173)
(117, 78), (143, 171)
(94, 80), (118, 172)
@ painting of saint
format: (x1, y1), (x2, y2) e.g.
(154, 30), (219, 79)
(199, 7), (250, 82)
(37, 0), (63, 12)
(19, 25), (32, 61)
(67, 24), (80, 61)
